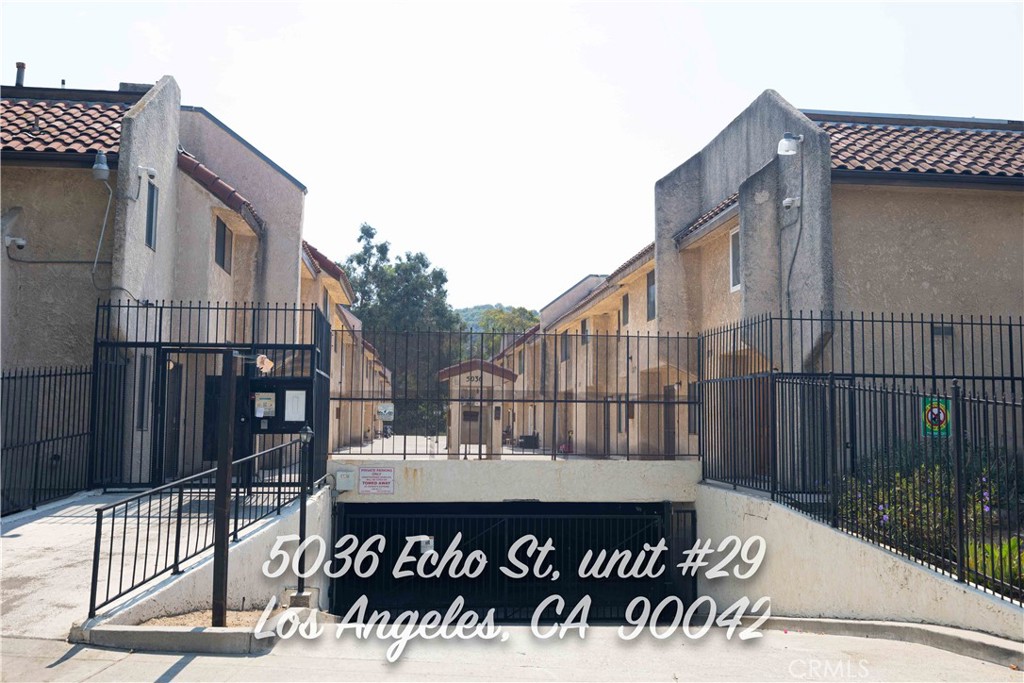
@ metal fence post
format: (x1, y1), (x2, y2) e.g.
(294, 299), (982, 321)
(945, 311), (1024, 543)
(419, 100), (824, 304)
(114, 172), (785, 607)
(276, 449), (284, 514)
(173, 486), (184, 574)
(212, 349), (237, 627)
(769, 371), (778, 502)
(952, 380), (967, 583)
(298, 426), (313, 597)
(829, 373), (839, 528)
(30, 442), (42, 510)
(88, 508), (103, 619)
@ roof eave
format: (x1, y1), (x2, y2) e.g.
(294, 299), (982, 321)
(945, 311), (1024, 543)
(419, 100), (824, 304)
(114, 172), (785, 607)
(0, 149), (119, 168)
(831, 169), (1024, 189)
(674, 202), (740, 251)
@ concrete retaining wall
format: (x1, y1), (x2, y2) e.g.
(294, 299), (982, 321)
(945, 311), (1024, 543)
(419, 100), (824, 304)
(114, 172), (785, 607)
(695, 484), (1023, 641)
(328, 459), (702, 503)
(102, 489), (332, 625)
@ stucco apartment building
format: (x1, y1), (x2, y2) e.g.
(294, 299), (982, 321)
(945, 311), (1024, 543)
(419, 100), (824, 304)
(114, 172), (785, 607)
(655, 90), (1023, 366)
(300, 240), (392, 450)
(1, 69), (307, 369)
(510, 90), (1022, 458)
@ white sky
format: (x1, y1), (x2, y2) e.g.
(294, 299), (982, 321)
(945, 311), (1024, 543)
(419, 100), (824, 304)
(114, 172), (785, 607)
(3, 1), (1022, 310)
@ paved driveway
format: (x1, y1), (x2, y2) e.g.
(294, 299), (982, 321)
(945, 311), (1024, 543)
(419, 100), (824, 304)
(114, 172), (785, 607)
(2, 627), (1021, 682)
(1, 491), (126, 640)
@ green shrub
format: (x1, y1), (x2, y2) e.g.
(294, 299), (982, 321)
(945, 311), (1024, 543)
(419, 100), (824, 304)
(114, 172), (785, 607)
(965, 538), (1024, 596)
(836, 438), (1020, 574)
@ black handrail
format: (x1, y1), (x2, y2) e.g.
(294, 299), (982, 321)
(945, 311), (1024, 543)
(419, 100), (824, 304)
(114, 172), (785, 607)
(88, 439), (303, 618)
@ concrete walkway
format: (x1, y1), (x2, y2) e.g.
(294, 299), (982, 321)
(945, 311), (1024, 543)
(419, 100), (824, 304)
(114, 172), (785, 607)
(3, 626), (1022, 682)
(0, 490), (127, 640)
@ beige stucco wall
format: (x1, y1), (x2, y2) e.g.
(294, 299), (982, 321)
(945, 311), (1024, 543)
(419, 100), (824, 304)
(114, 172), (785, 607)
(656, 91), (833, 331)
(690, 223), (743, 331)
(696, 484), (1023, 641)
(328, 459), (701, 503)
(179, 110), (304, 306)
(110, 76), (182, 303)
(1, 166), (119, 367)
(833, 184), (1024, 315)
(173, 174), (257, 304)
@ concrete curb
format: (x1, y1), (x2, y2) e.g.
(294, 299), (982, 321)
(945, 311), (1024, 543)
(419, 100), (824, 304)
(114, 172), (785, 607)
(69, 623), (277, 655)
(66, 610), (320, 655)
(748, 616), (1024, 669)
(68, 609), (1022, 665)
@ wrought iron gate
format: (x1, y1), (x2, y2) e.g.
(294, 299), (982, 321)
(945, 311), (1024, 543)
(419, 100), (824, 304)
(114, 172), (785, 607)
(90, 301), (331, 488)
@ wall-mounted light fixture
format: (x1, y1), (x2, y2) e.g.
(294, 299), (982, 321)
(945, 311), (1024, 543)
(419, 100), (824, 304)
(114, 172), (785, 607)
(92, 151), (114, 283)
(777, 132), (803, 156)
(91, 151), (110, 181)
(777, 131), (806, 314)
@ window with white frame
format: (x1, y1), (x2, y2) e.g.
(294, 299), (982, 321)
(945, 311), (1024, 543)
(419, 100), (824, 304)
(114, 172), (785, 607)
(729, 227), (741, 292)
(145, 181), (158, 250)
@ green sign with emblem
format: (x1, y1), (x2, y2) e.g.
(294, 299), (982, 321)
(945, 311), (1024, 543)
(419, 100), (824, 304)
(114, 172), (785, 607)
(922, 397), (950, 438)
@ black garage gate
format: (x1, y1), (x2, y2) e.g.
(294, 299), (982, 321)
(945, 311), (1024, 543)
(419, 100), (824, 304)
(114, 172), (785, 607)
(331, 501), (697, 622)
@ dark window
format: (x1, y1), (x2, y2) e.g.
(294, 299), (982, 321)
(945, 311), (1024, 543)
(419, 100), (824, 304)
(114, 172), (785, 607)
(560, 331), (570, 361)
(616, 398), (623, 433)
(646, 271), (656, 321)
(322, 289), (330, 317)
(622, 294), (629, 325)
(136, 354), (150, 430)
(518, 349), (525, 373)
(215, 218), (232, 273)
(581, 319), (589, 345)
(145, 181), (158, 249)
(730, 229), (741, 290)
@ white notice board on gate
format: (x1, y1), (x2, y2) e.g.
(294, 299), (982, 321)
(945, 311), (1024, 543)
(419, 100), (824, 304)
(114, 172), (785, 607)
(358, 466), (395, 494)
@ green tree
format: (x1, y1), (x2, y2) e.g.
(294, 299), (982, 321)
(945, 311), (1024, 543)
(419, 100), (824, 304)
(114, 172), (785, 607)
(478, 305), (539, 333)
(343, 224), (461, 436)
(344, 223), (461, 331)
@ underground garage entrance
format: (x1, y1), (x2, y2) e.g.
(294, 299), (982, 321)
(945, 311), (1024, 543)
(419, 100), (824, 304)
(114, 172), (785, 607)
(330, 501), (697, 622)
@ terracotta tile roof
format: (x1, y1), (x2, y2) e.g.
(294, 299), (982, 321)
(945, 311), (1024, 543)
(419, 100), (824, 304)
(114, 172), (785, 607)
(608, 242), (654, 281)
(178, 151), (247, 212)
(302, 241), (343, 281)
(337, 305), (362, 333)
(546, 242), (656, 330)
(301, 241), (355, 297)
(820, 122), (1024, 177)
(493, 324), (540, 361)
(438, 359), (517, 383)
(673, 193), (739, 243)
(1, 98), (126, 154)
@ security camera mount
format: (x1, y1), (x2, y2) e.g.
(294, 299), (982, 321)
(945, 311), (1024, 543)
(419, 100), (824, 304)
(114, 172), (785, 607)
(4, 235), (26, 249)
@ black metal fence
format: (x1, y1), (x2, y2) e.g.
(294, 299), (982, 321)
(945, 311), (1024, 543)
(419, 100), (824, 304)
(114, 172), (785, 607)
(700, 310), (1023, 605)
(88, 439), (304, 618)
(701, 311), (1023, 396)
(329, 329), (700, 460)
(92, 300), (330, 488)
(2, 365), (92, 515)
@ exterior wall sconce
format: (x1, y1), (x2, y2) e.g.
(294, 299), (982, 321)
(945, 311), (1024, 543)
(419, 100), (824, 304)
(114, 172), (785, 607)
(777, 132), (804, 156)
(91, 151), (110, 181)
(777, 131), (806, 314)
